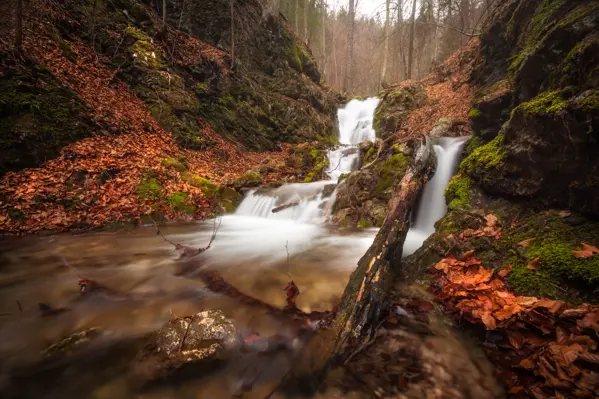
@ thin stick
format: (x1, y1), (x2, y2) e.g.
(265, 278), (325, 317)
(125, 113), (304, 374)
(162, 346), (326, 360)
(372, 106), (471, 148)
(148, 214), (178, 247)
(57, 254), (83, 277)
(178, 314), (196, 353)
(198, 217), (222, 253)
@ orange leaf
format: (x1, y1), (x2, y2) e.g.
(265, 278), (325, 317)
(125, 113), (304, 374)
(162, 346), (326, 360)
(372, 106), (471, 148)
(518, 238), (536, 247)
(485, 214), (498, 227)
(481, 312), (497, 330)
(497, 265), (512, 278)
(508, 386), (524, 394)
(572, 250), (594, 258)
(518, 358), (535, 370)
(527, 257), (542, 270)
(581, 242), (599, 254)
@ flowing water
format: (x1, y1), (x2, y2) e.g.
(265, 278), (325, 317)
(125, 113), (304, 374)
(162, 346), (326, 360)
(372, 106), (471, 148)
(0, 98), (469, 397)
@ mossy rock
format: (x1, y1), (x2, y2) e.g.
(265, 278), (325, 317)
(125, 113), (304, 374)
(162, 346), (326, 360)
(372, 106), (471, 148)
(137, 175), (162, 200)
(161, 157), (188, 172)
(0, 61), (95, 175)
(373, 83), (427, 139)
(232, 170), (262, 189)
(182, 172), (218, 196)
(445, 174), (472, 210)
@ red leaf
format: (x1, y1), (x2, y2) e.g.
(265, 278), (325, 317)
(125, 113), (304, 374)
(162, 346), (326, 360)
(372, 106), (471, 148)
(527, 257), (542, 270)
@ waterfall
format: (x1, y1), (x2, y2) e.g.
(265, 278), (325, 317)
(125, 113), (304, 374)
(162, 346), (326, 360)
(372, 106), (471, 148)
(235, 97), (380, 221)
(402, 137), (469, 257)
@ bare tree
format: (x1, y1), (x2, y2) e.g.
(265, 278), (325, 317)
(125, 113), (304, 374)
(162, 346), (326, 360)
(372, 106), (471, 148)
(407, 0), (417, 79)
(343, 0), (356, 92)
(379, 0), (391, 89)
(303, 0), (309, 41)
(321, 0), (327, 77)
(15, 0), (23, 52)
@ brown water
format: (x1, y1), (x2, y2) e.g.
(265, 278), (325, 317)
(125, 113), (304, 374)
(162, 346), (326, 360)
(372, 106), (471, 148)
(0, 217), (377, 398)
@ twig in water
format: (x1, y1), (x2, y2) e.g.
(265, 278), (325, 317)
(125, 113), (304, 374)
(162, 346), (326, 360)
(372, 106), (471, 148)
(148, 214), (178, 247)
(57, 254), (83, 277)
(16, 300), (22, 313)
(197, 217), (222, 254)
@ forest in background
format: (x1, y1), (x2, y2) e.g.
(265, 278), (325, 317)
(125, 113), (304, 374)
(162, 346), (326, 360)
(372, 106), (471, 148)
(273, 0), (494, 94)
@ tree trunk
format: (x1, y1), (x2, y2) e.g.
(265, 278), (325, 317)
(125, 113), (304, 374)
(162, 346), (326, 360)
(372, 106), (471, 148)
(15, 0), (23, 52)
(343, 0), (356, 92)
(162, 0), (167, 34)
(295, 0), (299, 32)
(303, 0), (309, 41)
(380, 0), (391, 89)
(321, 0), (326, 77)
(230, 0), (235, 69)
(332, 137), (434, 351)
(407, 0), (417, 79)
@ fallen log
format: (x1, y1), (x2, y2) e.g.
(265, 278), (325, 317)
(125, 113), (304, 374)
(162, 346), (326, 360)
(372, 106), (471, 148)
(271, 193), (318, 213)
(332, 136), (435, 353)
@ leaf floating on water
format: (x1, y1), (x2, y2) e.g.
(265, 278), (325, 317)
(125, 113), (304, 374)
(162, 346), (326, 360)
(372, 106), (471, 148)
(527, 257), (542, 270)
(519, 238), (536, 247)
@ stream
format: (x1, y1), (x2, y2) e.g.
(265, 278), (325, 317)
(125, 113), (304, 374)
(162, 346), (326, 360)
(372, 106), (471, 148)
(0, 98), (468, 397)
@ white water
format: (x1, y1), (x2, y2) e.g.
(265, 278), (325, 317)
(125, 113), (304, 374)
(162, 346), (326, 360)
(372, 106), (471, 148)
(228, 97), (465, 266)
(402, 137), (469, 257)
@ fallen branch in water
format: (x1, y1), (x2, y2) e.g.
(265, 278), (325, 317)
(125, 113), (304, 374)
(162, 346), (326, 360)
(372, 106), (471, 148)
(149, 214), (222, 258)
(271, 194), (318, 213)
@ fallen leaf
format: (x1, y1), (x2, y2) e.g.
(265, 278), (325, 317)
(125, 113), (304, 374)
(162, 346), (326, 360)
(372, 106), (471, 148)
(508, 386), (524, 394)
(463, 249), (475, 258)
(485, 214), (499, 227)
(481, 312), (497, 330)
(518, 358), (535, 370)
(572, 250), (594, 259)
(581, 243), (599, 254)
(497, 265), (512, 278)
(527, 257), (542, 270)
(519, 238), (536, 247)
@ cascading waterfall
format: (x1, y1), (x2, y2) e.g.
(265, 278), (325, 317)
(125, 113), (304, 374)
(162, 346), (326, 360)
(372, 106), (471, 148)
(233, 96), (466, 260)
(235, 97), (380, 221)
(402, 137), (469, 257)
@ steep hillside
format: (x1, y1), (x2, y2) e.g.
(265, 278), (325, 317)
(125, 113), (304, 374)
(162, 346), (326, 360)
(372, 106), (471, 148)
(0, 0), (342, 234)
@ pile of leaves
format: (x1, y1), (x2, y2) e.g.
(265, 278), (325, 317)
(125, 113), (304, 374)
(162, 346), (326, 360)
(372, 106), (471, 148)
(432, 227), (599, 397)
(393, 38), (479, 137)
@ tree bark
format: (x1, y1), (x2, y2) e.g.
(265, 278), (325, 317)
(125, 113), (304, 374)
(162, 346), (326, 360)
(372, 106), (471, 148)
(332, 137), (434, 352)
(295, 0), (299, 32)
(343, 0), (356, 92)
(230, 0), (235, 69)
(15, 0), (23, 52)
(380, 0), (391, 89)
(407, 0), (417, 79)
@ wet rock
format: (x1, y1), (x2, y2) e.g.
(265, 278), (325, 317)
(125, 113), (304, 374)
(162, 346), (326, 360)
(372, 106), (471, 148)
(130, 310), (237, 386)
(322, 184), (337, 198)
(232, 170), (263, 189)
(429, 118), (465, 138)
(41, 328), (104, 359)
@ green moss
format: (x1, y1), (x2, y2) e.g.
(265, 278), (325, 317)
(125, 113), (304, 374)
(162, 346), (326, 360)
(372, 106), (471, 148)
(444, 175), (472, 210)
(338, 173), (349, 183)
(518, 90), (569, 116)
(161, 157), (187, 172)
(285, 40), (311, 73)
(304, 172), (315, 183)
(466, 136), (484, 154)
(125, 26), (166, 69)
(573, 90), (599, 112)
(168, 191), (195, 214)
(137, 176), (162, 200)
(232, 170), (262, 188)
(182, 172), (218, 196)
(373, 153), (408, 195)
(468, 108), (481, 119)
(460, 133), (506, 174)
(357, 218), (372, 229)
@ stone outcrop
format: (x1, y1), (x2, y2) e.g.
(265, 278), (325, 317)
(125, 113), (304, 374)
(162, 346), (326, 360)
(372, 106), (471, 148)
(373, 83), (428, 139)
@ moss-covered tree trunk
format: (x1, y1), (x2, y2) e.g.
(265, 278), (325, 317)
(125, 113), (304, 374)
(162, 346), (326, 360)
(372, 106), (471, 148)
(331, 137), (434, 352)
